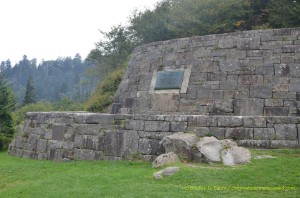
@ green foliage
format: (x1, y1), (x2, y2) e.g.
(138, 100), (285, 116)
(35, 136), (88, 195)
(0, 74), (16, 150)
(85, 67), (124, 112)
(23, 75), (37, 106)
(53, 96), (84, 111)
(12, 102), (53, 127)
(1, 149), (300, 197)
(129, 0), (175, 43)
(167, 0), (251, 37)
(267, 0), (300, 28)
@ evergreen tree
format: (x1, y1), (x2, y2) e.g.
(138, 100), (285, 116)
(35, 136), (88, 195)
(0, 74), (16, 150)
(23, 75), (37, 105)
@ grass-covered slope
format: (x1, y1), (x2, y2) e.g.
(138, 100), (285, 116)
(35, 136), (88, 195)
(0, 149), (299, 198)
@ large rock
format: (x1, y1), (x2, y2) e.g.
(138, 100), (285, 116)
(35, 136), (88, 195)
(153, 166), (180, 179)
(221, 146), (251, 166)
(160, 132), (198, 161)
(152, 152), (181, 168)
(196, 136), (222, 163)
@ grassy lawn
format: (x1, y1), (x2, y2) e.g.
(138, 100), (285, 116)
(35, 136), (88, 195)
(0, 149), (299, 198)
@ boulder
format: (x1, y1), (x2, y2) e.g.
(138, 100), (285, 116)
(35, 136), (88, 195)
(222, 146), (251, 166)
(160, 132), (198, 161)
(152, 152), (181, 168)
(153, 166), (180, 179)
(220, 139), (238, 148)
(196, 136), (222, 163)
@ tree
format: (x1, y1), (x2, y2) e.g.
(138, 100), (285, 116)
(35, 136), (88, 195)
(0, 74), (16, 150)
(23, 75), (37, 105)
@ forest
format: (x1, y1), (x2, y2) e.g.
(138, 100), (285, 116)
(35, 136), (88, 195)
(1, 0), (300, 150)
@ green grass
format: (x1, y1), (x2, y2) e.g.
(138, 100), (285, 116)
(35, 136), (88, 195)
(0, 149), (300, 198)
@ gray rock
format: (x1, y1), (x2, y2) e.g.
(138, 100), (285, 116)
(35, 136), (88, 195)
(152, 152), (181, 168)
(222, 146), (251, 166)
(160, 132), (198, 161)
(196, 136), (222, 163)
(153, 166), (180, 179)
(220, 139), (238, 148)
(254, 155), (276, 159)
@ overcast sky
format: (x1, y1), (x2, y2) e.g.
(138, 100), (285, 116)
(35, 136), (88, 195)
(0, 0), (160, 65)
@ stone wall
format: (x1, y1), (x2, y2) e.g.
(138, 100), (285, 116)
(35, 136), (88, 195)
(9, 112), (300, 161)
(113, 27), (300, 116)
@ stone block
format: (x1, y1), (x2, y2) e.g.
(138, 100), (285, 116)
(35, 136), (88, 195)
(196, 86), (210, 99)
(188, 116), (218, 127)
(36, 139), (48, 153)
(209, 127), (226, 139)
(104, 130), (139, 157)
(273, 92), (296, 99)
(270, 140), (299, 148)
(144, 121), (170, 132)
(138, 139), (159, 155)
(52, 125), (66, 141)
(220, 59), (238, 72)
(274, 124), (298, 140)
(74, 149), (101, 160)
(187, 85), (197, 100)
(187, 127), (210, 137)
(243, 117), (266, 128)
(209, 90), (224, 99)
(170, 122), (187, 132)
(125, 120), (145, 131)
(238, 140), (270, 148)
(289, 84), (300, 92)
(218, 116), (243, 127)
(210, 99), (233, 114)
(264, 107), (288, 116)
(250, 85), (272, 98)
(225, 128), (253, 140)
(234, 99), (264, 115)
(150, 94), (179, 112)
(238, 75), (263, 85)
(254, 128), (276, 140)
(237, 37), (260, 50)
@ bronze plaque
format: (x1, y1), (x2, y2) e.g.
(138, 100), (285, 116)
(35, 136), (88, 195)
(154, 71), (184, 90)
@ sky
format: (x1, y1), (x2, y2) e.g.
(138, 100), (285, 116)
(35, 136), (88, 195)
(0, 0), (160, 65)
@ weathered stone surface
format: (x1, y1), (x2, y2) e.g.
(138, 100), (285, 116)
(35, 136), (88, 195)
(264, 107), (288, 116)
(153, 166), (180, 179)
(196, 136), (222, 163)
(254, 128), (276, 140)
(138, 139), (159, 155)
(218, 116), (242, 127)
(150, 94), (179, 112)
(52, 125), (66, 141)
(237, 37), (260, 50)
(74, 149), (101, 160)
(274, 124), (298, 140)
(36, 139), (48, 153)
(144, 121), (170, 132)
(250, 85), (272, 98)
(104, 130), (139, 157)
(243, 117), (266, 128)
(160, 132), (198, 161)
(170, 122), (187, 132)
(225, 128), (253, 140)
(220, 139), (238, 148)
(125, 120), (145, 131)
(234, 99), (264, 115)
(270, 140), (299, 148)
(222, 146), (251, 166)
(152, 152), (181, 168)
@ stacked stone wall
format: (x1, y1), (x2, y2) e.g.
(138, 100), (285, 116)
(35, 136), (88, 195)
(9, 112), (300, 161)
(113, 28), (300, 116)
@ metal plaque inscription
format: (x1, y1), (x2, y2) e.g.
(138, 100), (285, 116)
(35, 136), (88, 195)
(154, 70), (184, 90)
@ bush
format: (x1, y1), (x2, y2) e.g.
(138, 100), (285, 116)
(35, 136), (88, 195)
(12, 101), (53, 126)
(85, 67), (124, 112)
(53, 96), (84, 111)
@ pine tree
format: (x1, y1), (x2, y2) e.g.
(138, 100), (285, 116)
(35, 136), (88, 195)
(0, 74), (16, 150)
(23, 75), (37, 105)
